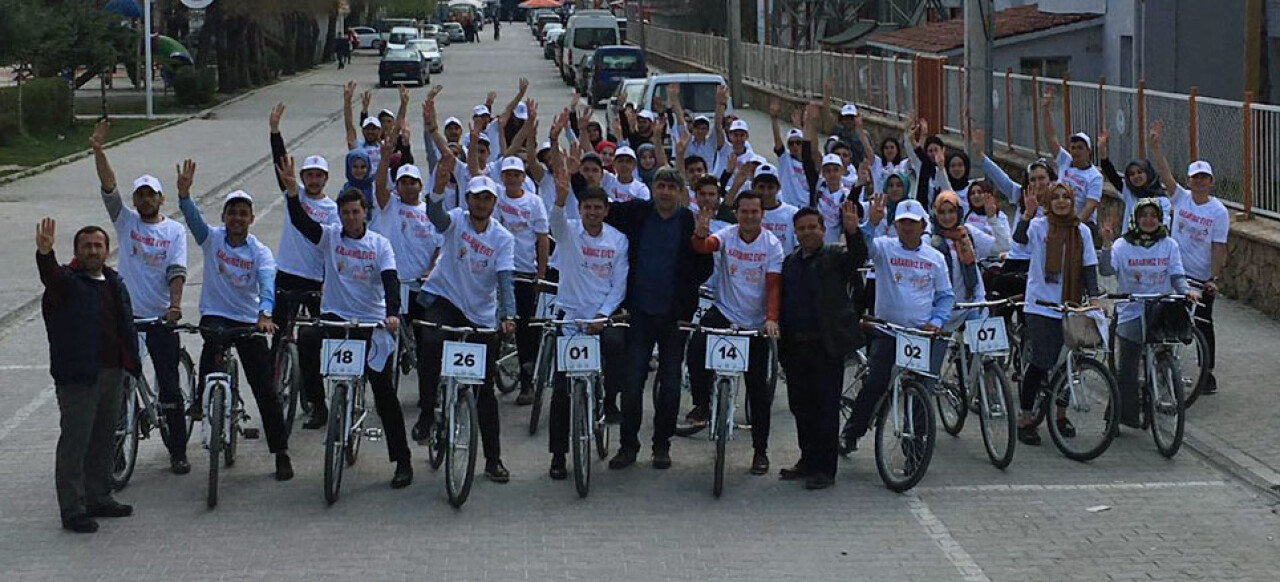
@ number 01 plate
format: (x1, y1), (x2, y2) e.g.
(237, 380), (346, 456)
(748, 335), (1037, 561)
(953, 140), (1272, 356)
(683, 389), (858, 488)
(557, 335), (601, 374)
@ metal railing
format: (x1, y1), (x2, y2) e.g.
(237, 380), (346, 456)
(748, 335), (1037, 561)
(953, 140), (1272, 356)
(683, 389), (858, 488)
(633, 22), (1279, 219)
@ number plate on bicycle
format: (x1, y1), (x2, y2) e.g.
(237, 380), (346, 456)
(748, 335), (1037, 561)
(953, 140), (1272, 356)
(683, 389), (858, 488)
(535, 291), (558, 319)
(894, 333), (931, 373)
(442, 341), (487, 384)
(964, 317), (1009, 354)
(321, 339), (366, 377)
(557, 335), (601, 374)
(705, 335), (750, 373)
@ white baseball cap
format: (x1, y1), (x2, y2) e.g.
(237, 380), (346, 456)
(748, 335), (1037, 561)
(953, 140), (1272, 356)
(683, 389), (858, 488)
(361, 117), (382, 129)
(614, 146), (637, 160)
(132, 174), (163, 194)
(395, 164), (423, 182)
(475, 133), (492, 145)
(224, 190), (253, 206)
(514, 102), (529, 120)
(472, 104), (491, 117)
(537, 141), (552, 153)
(894, 199), (928, 223)
(638, 109), (658, 122)
(300, 155), (329, 174)
(729, 119), (750, 133)
(467, 176), (498, 195)
(499, 156), (526, 174)
(821, 153), (844, 168)
(444, 116), (463, 128)
(754, 164), (779, 180)
(1070, 132), (1092, 149)
(840, 103), (859, 117)
(786, 128), (804, 142)
(377, 108), (395, 119)
(1187, 160), (1214, 177)
(692, 115), (711, 126)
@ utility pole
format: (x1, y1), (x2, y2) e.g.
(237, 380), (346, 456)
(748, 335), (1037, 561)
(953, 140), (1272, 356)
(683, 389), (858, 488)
(964, 0), (993, 155)
(727, 0), (743, 105)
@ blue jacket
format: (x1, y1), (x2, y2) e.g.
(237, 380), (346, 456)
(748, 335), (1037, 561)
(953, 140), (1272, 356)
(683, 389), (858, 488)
(38, 252), (141, 385)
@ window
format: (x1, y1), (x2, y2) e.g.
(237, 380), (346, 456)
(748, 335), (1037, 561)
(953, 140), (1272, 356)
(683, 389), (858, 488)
(572, 27), (618, 50)
(1020, 57), (1070, 79)
(655, 82), (721, 113)
(598, 53), (641, 70)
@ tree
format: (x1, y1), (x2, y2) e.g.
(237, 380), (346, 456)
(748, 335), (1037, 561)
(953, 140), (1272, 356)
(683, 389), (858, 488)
(26, 0), (128, 80)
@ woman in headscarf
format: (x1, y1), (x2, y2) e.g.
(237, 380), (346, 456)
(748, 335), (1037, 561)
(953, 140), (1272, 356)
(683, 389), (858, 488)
(342, 149), (375, 209)
(1099, 199), (1195, 429)
(635, 143), (660, 186)
(1011, 181), (1104, 446)
(1097, 128), (1172, 231)
(972, 127), (1058, 298)
(594, 139), (616, 173)
(926, 149), (973, 214)
(932, 191), (995, 309)
(961, 179), (1012, 257)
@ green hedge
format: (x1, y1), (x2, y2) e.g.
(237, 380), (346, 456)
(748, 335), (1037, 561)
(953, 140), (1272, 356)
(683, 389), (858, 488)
(0, 77), (74, 142)
(172, 66), (218, 107)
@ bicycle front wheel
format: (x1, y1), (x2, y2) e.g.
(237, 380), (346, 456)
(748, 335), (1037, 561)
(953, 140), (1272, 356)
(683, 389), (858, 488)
(571, 378), (591, 498)
(528, 335), (555, 435)
(1047, 357), (1119, 462)
(874, 379), (935, 492)
(224, 357), (240, 468)
(594, 377), (610, 459)
(206, 383), (225, 509)
(110, 381), (140, 491)
(276, 342), (301, 434)
(936, 347), (967, 436)
(1150, 352), (1186, 458)
(978, 361), (1017, 469)
(839, 351), (868, 456)
(345, 380), (365, 467)
(446, 387), (479, 508)
(179, 349), (197, 443)
(323, 382), (349, 506)
(712, 378), (731, 498)
(1180, 326), (1209, 408)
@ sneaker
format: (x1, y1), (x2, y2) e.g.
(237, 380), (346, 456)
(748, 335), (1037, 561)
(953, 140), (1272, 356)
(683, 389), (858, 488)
(485, 459), (510, 483)
(651, 447), (672, 469)
(750, 451), (770, 475)
(1055, 417), (1077, 438)
(61, 514), (99, 533)
(514, 387), (535, 406)
(549, 454), (567, 480)
(804, 473), (835, 490)
(170, 456), (191, 475)
(608, 448), (637, 469)
(391, 460), (413, 489)
(275, 453), (294, 481)
(302, 406), (328, 430)
(86, 501), (133, 518)
(684, 404), (709, 425)
(1017, 425), (1042, 446)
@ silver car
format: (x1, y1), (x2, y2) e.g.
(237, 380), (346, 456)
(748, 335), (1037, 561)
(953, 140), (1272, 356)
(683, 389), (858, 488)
(407, 39), (443, 73)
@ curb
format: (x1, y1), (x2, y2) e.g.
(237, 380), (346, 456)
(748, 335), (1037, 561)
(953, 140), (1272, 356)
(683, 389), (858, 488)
(0, 68), (325, 188)
(1184, 423), (1280, 499)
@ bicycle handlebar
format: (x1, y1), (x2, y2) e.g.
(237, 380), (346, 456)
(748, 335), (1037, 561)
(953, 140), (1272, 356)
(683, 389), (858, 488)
(529, 314), (630, 328)
(860, 316), (941, 338)
(512, 274), (559, 290)
(1106, 293), (1194, 302)
(412, 320), (498, 335)
(1034, 299), (1101, 313)
(296, 320), (386, 330)
(954, 295), (1023, 310)
(677, 323), (765, 337)
(171, 323), (269, 340)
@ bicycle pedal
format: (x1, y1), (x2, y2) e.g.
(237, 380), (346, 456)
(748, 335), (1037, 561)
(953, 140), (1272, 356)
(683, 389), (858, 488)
(363, 427), (384, 441)
(242, 427), (261, 439)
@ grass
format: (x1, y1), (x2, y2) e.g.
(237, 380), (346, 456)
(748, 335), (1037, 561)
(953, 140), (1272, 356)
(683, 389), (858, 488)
(72, 92), (230, 116)
(0, 118), (168, 175)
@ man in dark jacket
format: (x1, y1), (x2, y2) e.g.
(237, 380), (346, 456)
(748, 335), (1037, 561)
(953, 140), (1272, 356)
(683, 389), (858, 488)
(36, 218), (141, 532)
(778, 204), (867, 490)
(590, 165), (712, 469)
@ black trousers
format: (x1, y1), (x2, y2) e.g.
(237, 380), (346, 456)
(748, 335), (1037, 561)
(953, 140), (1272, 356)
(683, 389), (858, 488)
(621, 312), (685, 451)
(548, 320), (626, 455)
(198, 316), (289, 454)
(1193, 283), (1217, 371)
(514, 277), (539, 384)
(272, 272), (323, 411)
(297, 313), (410, 463)
(136, 321), (187, 458)
(686, 307), (775, 451)
(416, 296), (502, 461)
(55, 368), (123, 519)
(847, 332), (947, 440)
(781, 337), (844, 478)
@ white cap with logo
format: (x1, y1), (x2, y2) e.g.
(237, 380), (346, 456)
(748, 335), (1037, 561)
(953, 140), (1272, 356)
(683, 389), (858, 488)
(361, 117), (382, 129)
(614, 146), (637, 159)
(894, 199), (928, 223)
(132, 174), (163, 194)
(1070, 132), (1092, 150)
(1187, 160), (1214, 177)
(301, 155), (330, 173)
(786, 128), (804, 141)
(729, 119), (750, 133)
(692, 115), (711, 126)
(638, 109), (658, 122)
(514, 102), (529, 120)
(224, 190), (253, 206)
(444, 116), (463, 128)
(840, 103), (859, 117)
(467, 176), (499, 195)
(395, 164), (423, 182)
(754, 164), (779, 179)
(821, 153), (844, 168)
(500, 156), (526, 174)
(472, 104), (491, 117)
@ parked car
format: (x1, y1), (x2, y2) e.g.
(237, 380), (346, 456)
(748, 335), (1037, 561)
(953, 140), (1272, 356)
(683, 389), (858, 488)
(422, 24), (448, 47)
(379, 48), (429, 87)
(574, 54), (593, 95)
(349, 26), (380, 50)
(386, 26), (420, 51)
(585, 45), (646, 107)
(608, 78), (648, 129)
(640, 73), (732, 121)
(543, 29), (564, 60)
(406, 38), (443, 73)
(536, 13), (561, 39)
(377, 18), (416, 53)
(540, 22), (563, 46)
(443, 22), (465, 43)
(561, 10), (619, 87)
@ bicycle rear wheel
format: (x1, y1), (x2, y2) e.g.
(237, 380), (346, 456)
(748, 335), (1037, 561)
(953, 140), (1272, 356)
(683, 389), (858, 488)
(323, 382), (348, 506)
(111, 381), (140, 491)
(712, 378), (731, 498)
(978, 362), (1017, 469)
(428, 383), (447, 470)
(528, 335), (555, 435)
(873, 379), (935, 492)
(496, 335), (520, 394)
(839, 351), (868, 456)
(594, 377), (609, 459)
(936, 346), (967, 436)
(1180, 326), (1209, 407)
(571, 378), (591, 498)
(1150, 352), (1186, 458)
(446, 388), (479, 508)
(1047, 357), (1119, 462)
(276, 342), (301, 434)
(179, 349), (197, 440)
(206, 383), (225, 509)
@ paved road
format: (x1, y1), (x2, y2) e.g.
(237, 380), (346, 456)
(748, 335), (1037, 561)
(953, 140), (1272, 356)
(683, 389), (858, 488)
(1, 30), (1279, 581)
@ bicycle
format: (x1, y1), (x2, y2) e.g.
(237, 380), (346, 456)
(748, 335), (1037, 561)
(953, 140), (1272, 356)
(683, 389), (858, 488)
(271, 289), (321, 434)
(934, 299), (1019, 469)
(1107, 292), (1196, 458)
(521, 278), (559, 435)
(297, 319), (385, 506)
(414, 320), (498, 508)
(1108, 284), (1210, 408)
(393, 278), (428, 388)
(677, 323), (778, 498)
(860, 317), (940, 493)
(111, 318), (197, 491)
(531, 315), (629, 497)
(1029, 300), (1121, 462)
(174, 324), (265, 509)
(673, 286), (721, 439)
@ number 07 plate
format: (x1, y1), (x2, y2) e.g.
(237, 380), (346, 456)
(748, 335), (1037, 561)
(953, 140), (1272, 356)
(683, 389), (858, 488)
(964, 317), (1009, 354)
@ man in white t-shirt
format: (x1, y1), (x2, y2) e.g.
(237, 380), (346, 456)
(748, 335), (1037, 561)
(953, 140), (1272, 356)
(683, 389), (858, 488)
(176, 161), (293, 482)
(419, 160), (519, 483)
(815, 154), (853, 243)
(608, 146), (651, 202)
(491, 156), (551, 406)
(281, 158), (413, 490)
(688, 192), (785, 475)
(89, 120), (191, 474)
(545, 176), (630, 480)
(752, 164), (799, 254)
(1042, 87), (1103, 225)
(769, 98), (810, 209)
(1150, 121), (1230, 393)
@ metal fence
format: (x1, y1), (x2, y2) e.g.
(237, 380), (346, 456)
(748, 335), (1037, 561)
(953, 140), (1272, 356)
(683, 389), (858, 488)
(633, 22), (1280, 219)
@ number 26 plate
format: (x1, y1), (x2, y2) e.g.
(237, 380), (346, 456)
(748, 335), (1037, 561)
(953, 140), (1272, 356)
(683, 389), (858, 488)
(442, 341), (487, 384)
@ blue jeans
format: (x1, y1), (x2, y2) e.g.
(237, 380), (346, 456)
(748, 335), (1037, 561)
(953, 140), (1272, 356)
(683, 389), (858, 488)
(620, 313), (685, 452)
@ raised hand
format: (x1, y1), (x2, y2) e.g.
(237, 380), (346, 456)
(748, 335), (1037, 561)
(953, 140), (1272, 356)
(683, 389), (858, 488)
(89, 119), (109, 152)
(790, 108), (803, 131)
(768, 97), (781, 119)
(381, 133), (397, 157)
(343, 81), (356, 104)
(276, 156), (298, 195)
(694, 206), (713, 238)
(428, 84), (443, 99)
(360, 90), (372, 112)
(868, 193), (886, 225)
(1148, 120), (1163, 147)
(842, 199), (861, 233)
(422, 99), (437, 131)
(803, 100), (821, 128)
(435, 152), (457, 191)
(36, 217), (55, 255)
(1097, 127), (1110, 157)
(1041, 87), (1054, 110)
(526, 99), (539, 123)
(1100, 213), (1115, 242)
(175, 159), (196, 198)
(931, 144), (946, 167)
(667, 83), (680, 106)
(399, 84), (410, 107)
(518, 77), (530, 94)
(269, 102), (286, 133)
(1022, 184), (1041, 219)
(486, 90), (498, 106)
(970, 127), (986, 159)
(715, 84), (729, 108)
(675, 129), (691, 155)
(566, 142), (582, 175)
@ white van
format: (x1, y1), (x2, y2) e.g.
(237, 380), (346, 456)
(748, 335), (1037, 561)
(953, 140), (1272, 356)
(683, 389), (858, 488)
(561, 10), (619, 87)
(386, 26), (421, 51)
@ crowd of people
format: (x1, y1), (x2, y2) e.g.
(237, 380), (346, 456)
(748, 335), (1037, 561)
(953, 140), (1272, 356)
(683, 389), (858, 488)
(37, 75), (1228, 533)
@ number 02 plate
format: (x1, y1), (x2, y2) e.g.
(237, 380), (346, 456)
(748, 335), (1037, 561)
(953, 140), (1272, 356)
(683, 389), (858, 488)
(894, 333), (932, 373)
(442, 341), (487, 384)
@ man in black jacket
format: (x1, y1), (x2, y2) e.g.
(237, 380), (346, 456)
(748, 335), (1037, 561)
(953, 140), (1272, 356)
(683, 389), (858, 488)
(37, 218), (141, 533)
(589, 165), (712, 469)
(778, 204), (867, 489)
